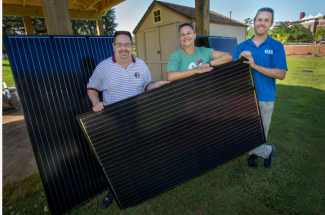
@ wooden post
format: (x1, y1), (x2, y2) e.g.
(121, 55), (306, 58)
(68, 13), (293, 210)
(23, 16), (34, 35)
(195, 0), (210, 36)
(41, 0), (73, 35)
(96, 18), (105, 36)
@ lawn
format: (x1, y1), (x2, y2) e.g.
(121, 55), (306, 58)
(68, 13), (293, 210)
(2, 57), (325, 215)
(2, 60), (15, 87)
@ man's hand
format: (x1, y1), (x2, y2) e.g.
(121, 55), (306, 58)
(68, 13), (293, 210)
(239, 51), (257, 69)
(92, 102), (107, 112)
(147, 81), (170, 90)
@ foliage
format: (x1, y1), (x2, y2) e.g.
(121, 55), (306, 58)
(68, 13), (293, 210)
(244, 17), (254, 40)
(132, 36), (137, 57)
(247, 28), (255, 40)
(244, 18), (253, 27)
(2, 16), (48, 35)
(102, 9), (118, 36)
(315, 27), (325, 40)
(3, 57), (325, 215)
(2, 16), (25, 35)
(270, 22), (314, 43)
(313, 43), (322, 57)
(276, 33), (289, 44)
(2, 8), (117, 36)
(71, 9), (117, 36)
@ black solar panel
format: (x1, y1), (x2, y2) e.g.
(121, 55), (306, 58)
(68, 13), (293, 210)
(195, 36), (238, 56)
(77, 59), (266, 209)
(3, 35), (114, 215)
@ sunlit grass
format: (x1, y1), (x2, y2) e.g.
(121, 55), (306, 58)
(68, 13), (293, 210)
(3, 57), (325, 215)
(2, 60), (15, 87)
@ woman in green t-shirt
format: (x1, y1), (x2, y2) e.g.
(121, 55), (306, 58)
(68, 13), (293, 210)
(166, 23), (232, 82)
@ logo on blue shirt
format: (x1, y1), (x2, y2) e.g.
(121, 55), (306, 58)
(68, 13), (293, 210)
(265, 49), (273, 54)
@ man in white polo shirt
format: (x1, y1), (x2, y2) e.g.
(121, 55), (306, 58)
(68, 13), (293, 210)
(87, 31), (169, 112)
(87, 31), (169, 209)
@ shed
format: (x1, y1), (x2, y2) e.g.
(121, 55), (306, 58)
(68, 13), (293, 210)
(133, 1), (247, 81)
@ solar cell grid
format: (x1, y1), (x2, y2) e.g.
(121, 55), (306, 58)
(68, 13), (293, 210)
(195, 36), (238, 56)
(77, 59), (266, 208)
(3, 35), (115, 215)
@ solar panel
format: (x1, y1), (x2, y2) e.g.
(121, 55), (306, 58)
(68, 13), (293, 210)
(77, 59), (266, 209)
(3, 35), (114, 215)
(195, 36), (238, 56)
(206, 36), (238, 56)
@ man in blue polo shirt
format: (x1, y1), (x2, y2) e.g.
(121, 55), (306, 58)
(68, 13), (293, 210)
(233, 7), (288, 169)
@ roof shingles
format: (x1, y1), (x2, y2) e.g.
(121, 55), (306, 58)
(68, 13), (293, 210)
(156, 1), (247, 26)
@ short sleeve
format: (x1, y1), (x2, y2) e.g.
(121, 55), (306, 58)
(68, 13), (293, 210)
(87, 64), (104, 91)
(233, 45), (241, 60)
(207, 48), (214, 61)
(166, 52), (180, 72)
(272, 44), (288, 70)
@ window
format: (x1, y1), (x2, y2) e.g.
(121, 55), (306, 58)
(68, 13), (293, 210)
(153, 9), (161, 23)
(308, 24), (312, 29)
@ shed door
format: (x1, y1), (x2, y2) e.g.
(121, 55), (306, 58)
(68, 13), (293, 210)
(143, 28), (160, 82)
(159, 23), (178, 81)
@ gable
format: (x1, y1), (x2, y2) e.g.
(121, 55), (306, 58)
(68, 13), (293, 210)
(134, 3), (190, 33)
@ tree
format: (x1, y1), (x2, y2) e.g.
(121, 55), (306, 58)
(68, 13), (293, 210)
(244, 18), (254, 40)
(102, 8), (118, 36)
(2, 8), (117, 36)
(315, 27), (325, 40)
(71, 9), (117, 35)
(244, 18), (253, 26)
(2, 16), (25, 35)
(247, 28), (255, 39)
(270, 22), (314, 43)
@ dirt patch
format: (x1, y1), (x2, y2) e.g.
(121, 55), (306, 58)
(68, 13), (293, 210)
(2, 108), (38, 184)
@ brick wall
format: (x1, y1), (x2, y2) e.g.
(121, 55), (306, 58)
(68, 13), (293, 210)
(284, 45), (325, 56)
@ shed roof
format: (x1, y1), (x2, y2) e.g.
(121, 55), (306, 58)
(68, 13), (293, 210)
(134, 1), (247, 33)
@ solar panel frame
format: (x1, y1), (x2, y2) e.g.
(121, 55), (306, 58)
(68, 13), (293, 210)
(77, 59), (266, 209)
(3, 35), (116, 215)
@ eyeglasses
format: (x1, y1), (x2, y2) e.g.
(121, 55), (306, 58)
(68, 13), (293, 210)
(114, 43), (133, 48)
(256, 7), (274, 22)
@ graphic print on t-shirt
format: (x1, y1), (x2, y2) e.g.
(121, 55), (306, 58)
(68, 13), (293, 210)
(188, 59), (203, 69)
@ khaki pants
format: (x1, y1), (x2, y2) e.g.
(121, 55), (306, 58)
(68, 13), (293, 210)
(249, 101), (274, 159)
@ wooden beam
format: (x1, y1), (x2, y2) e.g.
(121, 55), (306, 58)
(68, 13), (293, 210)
(3, 5), (45, 17)
(85, 0), (101, 11)
(23, 0), (26, 7)
(100, 0), (125, 14)
(96, 19), (105, 35)
(69, 0), (77, 8)
(69, 11), (102, 20)
(41, 0), (73, 35)
(22, 16), (34, 35)
(195, 0), (210, 35)
(3, 5), (102, 20)
(75, 1), (98, 10)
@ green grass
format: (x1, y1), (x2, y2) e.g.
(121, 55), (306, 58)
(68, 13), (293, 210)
(2, 174), (48, 215)
(2, 57), (325, 215)
(2, 60), (15, 87)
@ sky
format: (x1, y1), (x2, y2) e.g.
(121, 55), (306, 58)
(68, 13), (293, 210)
(113, 0), (325, 34)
